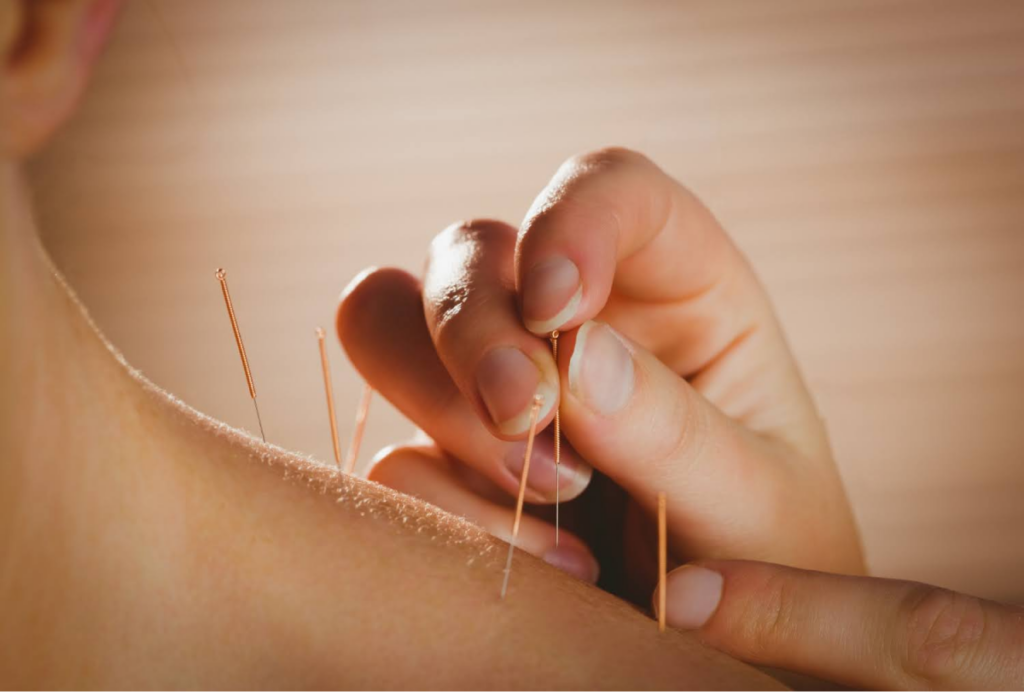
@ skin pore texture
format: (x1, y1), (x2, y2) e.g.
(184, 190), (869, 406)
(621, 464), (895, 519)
(0, 163), (782, 688)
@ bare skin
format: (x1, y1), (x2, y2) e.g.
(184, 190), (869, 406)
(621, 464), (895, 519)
(0, 162), (780, 688)
(0, 3), (777, 686)
(11, 4), (1018, 689)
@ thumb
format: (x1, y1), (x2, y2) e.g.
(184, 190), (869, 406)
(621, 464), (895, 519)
(658, 560), (1024, 690)
(557, 321), (860, 572)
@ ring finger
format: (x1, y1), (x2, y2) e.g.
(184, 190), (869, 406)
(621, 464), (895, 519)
(369, 442), (599, 584)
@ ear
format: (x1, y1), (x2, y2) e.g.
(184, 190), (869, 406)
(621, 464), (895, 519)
(1, 0), (121, 160)
(0, 2), (21, 54)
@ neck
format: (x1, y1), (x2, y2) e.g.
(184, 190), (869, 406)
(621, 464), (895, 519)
(0, 165), (757, 692)
(0, 161), (135, 496)
(0, 163), (250, 684)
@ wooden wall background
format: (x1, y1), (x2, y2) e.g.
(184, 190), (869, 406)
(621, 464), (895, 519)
(29, 0), (1024, 600)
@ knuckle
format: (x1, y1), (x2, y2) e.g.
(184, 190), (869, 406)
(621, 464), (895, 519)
(428, 218), (513, 261)
(735, 567), (798, 656)
(524, 146), (663, 246)
(428, 276), (472, 340)
(650, 383), (708, 477)
(424, 220), (515, 339)
(520, 187), (591, 239)
(430, 282), (509, 356)
(900, 586), (987, 684)
(454, 217), (517, 240)
(522, 166), (625, 249)
(565, 146), (649, 174)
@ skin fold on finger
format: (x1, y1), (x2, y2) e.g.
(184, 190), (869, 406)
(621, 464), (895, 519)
(555, 321), (863, 573)
(658, 560), (1024, 690)
(337, 267), (591, 504)
(422, 220), (559, 439)
(369, 443), (600, 584)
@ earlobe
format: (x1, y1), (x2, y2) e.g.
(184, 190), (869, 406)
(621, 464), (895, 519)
(0, 0), (121, 160)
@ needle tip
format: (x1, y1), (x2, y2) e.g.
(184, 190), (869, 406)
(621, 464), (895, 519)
(215, 267), (226, 281)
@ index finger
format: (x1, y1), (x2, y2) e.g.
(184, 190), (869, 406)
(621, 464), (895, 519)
(514, 147), (823, 454)
(516, 147), (748, 339)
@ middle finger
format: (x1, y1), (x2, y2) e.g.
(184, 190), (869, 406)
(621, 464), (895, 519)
(423, 219), (559, 439)
(337, 265), (591, 503)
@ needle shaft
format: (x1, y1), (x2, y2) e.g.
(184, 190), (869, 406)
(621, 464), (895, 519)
(344, 383), (373, 475)
(252, 398), (266, 443)
(316, 328), (343, 469)
(551, 330), (561, 548)
(658, 492), (667, 632)
(215, 268), (265, 442)
(501, 395), (545, 600)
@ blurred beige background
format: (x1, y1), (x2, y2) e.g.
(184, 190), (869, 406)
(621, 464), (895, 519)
(28, 1), (1024, 600)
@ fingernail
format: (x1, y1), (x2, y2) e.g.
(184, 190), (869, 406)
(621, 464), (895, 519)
(476, 347), (556, 435)
(503, 434), (592, 498)
(522, 256), (582, 335)
(568, 321), (634, 415)
(663, 566), (723, 629)
(543, 545), (601, 583)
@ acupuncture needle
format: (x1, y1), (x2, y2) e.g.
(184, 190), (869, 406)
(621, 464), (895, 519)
(316, 327), (343, 470)
(344, 382), (374, 475)
(154, 16), (267, 443)
(550, 329), (561, 548)
(658, 491), (667, 633)
(215, 268), (266, 442)
(500, 395), (545, 600)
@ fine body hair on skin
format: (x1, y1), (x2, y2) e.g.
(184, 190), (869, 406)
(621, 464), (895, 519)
(0, 166), (781, 689)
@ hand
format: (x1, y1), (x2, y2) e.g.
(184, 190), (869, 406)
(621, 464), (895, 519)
(337, 147), (863, 593)
(659, 560), (1024, 689)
